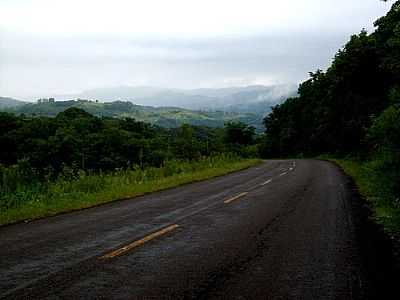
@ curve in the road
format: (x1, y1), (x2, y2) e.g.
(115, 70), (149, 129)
(0, 159), (392, 299)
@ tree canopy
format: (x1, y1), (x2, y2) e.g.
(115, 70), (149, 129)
(262, 1), (400, 157)
(0, 108), (257, 180)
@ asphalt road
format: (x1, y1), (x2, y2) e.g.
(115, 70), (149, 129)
(0, 160), (388, 299)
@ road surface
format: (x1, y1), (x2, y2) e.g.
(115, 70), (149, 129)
(0, 160), (387, 299)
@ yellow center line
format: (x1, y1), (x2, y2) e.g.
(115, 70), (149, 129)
(99, 224), (179, 260)
(260, 179), (272, 186)
(224, 192), (248, 204)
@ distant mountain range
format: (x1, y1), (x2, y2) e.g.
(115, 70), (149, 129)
(57, 84), (297, 115)
(0, 97), (27, 109)
(2, 100), (265, 131)
(1, 84), (297, 131)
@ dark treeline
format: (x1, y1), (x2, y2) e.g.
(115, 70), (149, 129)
(0, 107), (257, 181)
(262, 0), (399, 158)
(261, 1), (400, 205)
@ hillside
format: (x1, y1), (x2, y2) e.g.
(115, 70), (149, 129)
(57, 84), (297, 115)
(4, 100), (263, 130)
(0, 97), (27, 109)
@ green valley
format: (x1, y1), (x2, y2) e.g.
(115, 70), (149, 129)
(2, 99), (263, 131)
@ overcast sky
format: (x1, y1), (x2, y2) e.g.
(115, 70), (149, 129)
(0, 0), (392, 100)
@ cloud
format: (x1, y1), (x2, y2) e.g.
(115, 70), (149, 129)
(0, 0), (392, 99)
(0, 0), (390, 37)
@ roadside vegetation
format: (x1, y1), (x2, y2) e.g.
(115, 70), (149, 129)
(332, 158), (400, 234)
(332, 104), (400, 233)
(260, 1), (400, 238)
(0, 155), (260, 225)
(0, 108), (260, 225)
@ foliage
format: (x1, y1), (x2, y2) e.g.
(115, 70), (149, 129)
(0, 109), (260, 177)
(223, 121), (257, 156)
(262, 1), (400, 157)
(367, 105), (400, 196)
(0, 109), (244, 176)
(368, 105), (400, 152)
(0, 106), (262, 224)
(2, 99), (264, 131)
(260, 1), (400, 237)
(332, 158), (400, 234)
(0, 155), (261, 225)
(224, 121), (256, 146)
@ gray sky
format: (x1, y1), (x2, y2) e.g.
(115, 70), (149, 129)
(0, 0), (392, 100)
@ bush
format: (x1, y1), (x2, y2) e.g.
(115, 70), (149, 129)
(0, 155), (260, 225)
(368, 105), (400, 153)
(366, 105), (400, 206)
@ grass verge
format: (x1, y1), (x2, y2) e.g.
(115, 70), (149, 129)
(0, 156), (262, 226)
(327, 158), (400, 236)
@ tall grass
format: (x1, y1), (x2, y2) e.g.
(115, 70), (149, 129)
(331, 157), (400, 234)
(0, 155), (261, 226)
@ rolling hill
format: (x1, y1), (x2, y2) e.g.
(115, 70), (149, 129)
(3, 100), (264, 131)
(0, 97), (27, 109)
(57, 84), (297, 115)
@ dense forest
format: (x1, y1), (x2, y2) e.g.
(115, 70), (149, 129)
(0, 107), (260, 223)
(262, 1), (399, 183)
(259, 1), (400, 235)
(0, 108), (257, 180)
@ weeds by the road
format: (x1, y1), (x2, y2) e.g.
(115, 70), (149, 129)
(330, 158), (400, 235)
(0, 155), (261, 226)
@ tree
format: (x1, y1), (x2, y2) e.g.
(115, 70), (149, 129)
(224, 121), (256, 146)
(173, 124), (201, 160)
(261, 0), (400, 157)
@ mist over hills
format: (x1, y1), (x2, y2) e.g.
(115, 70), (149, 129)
(59, 84), (297, 115)
(2, 99), (264, 131)
(1, 84), (297, 132)
(0, 97), (27, 109)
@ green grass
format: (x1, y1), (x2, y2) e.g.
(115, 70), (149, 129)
(328, 158), (400, 235)
(0, 156), (262, 226)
